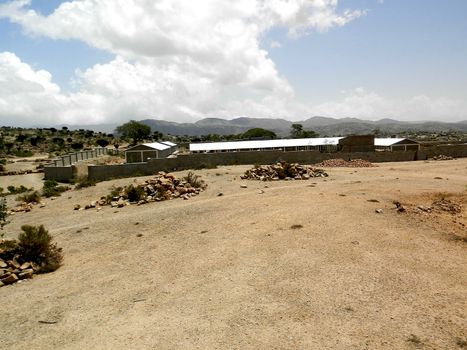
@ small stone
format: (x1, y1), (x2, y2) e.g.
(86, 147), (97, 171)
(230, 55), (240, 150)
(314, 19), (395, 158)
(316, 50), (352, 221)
(39, 203), (46, 208)
(258, 190), (264, 194)
(0, 260), (7, 268)
(375, 209), (383, 214)
(217, 193), (224, 196)
(240, 184), (248, 188)
(90, 201), (97, 208)
(74, 204), (81, 210)
(0, 280), (4, 288)
(18, 269), (34, 279)
(1, 273), (18, 285)
(136, 233), (143, 237)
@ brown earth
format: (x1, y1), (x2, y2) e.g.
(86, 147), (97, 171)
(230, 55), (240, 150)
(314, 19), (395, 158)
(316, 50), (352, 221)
(1, 159), (466, 349)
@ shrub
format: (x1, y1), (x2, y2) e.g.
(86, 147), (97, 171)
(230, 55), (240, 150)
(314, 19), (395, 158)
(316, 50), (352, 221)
(42, 179), (70, 197)
(0, 197), (7, 230)
(183, 171), (206, 189)
(7, 185), (30, 194)
(18, 225), (63, 273)
(75, 178), (97, 190)
(125, 184), (145, 202)
(17, 191), (41, 203)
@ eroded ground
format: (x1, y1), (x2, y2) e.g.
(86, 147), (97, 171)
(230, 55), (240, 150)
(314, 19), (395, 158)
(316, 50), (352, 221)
(1, 159), (466, 349)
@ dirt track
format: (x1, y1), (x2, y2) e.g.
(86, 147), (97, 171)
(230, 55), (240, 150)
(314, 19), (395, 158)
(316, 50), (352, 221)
(1, 159), (466, 349)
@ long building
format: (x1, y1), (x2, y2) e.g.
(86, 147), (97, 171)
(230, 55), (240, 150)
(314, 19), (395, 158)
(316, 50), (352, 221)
(189, 136), (419, 153)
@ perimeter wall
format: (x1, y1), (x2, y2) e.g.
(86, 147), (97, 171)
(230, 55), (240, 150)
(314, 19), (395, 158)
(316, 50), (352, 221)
(44, 144), (467, 182)
(88, 150), (418, 181)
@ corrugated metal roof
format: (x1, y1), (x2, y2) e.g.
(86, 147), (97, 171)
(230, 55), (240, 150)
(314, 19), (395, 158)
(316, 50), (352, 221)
(189, 137), (343, 152)
(374, 138), (406, 146)
(124, 142), (171, 151)
(160, 141), (177, 147)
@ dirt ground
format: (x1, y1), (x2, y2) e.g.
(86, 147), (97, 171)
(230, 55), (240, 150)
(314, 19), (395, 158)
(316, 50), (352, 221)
(1, 159), (466, 350)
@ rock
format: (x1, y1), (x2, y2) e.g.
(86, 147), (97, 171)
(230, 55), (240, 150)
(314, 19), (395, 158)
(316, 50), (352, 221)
(375, 209), (384, 214)
(217, 193), (224, 196)
(8, 259), (20, 269)
(0, 259), (7, 268)
(90, 201), (97, 208)
(1, 273), (18, 285)
(18, 269), (34, 279)
(240, 184), (248, 188)
(258, 190), (265, 194)
(74, 204), (81, 210)
(20, 262), (31, 270)
(0, 280), (4, 288)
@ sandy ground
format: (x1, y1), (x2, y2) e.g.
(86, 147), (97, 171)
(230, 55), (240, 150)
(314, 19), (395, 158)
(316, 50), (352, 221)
(0, 159), (466, 350)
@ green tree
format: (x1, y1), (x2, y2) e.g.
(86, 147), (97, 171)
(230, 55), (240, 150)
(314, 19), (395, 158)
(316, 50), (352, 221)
(241, 128), (277, 140)
(115, 120), (151, 144)
(96, 139), (110, 147)
(290, 123), (319, 139)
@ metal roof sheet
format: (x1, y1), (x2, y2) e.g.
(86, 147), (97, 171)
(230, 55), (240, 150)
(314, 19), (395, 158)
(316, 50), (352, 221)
(160, 141), (177, 147)
(374, 138), (406, 146)
(136, 142), (171, 151)
(189, 137), (343, 152)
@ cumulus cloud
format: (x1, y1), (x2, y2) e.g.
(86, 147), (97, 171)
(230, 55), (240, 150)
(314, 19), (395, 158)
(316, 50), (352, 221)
(1, 0), (366, 125)
(0, 1), (464, 126)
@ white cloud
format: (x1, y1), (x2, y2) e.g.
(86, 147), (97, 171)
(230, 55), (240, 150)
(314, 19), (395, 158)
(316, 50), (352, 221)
(0, 0), (366, 126)
(0, 1), (464, 126)
(311, 88), (467, 122)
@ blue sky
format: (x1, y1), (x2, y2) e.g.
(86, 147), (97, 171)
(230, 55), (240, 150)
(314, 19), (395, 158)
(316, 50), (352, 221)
(0, 0), (466, 126)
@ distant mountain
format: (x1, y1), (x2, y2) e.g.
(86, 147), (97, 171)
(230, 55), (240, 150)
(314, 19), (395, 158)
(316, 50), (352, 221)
(138, 117), (467, 137)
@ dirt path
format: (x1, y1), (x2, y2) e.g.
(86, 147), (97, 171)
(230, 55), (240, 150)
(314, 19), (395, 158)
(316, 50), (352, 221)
(1, 159), (466, 349)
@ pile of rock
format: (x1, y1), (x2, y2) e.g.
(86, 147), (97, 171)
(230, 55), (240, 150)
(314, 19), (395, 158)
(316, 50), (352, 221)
(77, 171), (207, 210)
(0, 257), (37, 287)
(241, 162), (328, 181)
(314, 159), (374, 168)
(432, 198), (462, 214)
(431, 155), (453, 161)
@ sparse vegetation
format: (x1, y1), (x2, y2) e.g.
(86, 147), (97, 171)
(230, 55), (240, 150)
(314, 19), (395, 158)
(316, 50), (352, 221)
(42, 180), (70, 198)
(7, 185), (31, 194)
(17, 191), (42, 203)
(183, 171), (206, 189)
(0, 198), (8, 232)
(74, 178), (97, 189)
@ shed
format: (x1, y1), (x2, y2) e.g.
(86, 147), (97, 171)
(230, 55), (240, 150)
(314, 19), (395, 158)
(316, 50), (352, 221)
(125, 142), (173, 163)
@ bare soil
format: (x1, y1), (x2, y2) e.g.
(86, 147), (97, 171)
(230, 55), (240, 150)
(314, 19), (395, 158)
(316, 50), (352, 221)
(1, 159), (466, 349)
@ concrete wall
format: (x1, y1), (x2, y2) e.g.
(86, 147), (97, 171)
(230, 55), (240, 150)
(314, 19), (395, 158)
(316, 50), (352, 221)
(88, 150), (417, 181)
(420, 144), (467, 159)
(45, 144), (467, 182)
(44, 165), (74, 182)
(44, 147), (110, 181)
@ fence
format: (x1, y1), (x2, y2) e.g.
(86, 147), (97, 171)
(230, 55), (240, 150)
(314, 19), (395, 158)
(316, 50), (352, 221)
(44, 147), (111, 181)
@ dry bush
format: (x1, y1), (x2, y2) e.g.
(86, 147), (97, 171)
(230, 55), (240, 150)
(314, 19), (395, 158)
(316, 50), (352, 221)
(18, 225), (63, 273)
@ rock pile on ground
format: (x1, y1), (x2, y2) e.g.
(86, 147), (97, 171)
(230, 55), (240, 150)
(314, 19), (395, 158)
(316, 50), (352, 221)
(0, 256), (37, 287)
(431, 155), (454, 161)
(314, 159), (375, 168)
(78, 171), (207, 210)
(432, 198), (462, 214)
(241, 162), (328, 181)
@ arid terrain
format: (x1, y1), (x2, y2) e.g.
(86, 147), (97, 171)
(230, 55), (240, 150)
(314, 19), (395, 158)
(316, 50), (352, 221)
(1, 159), (466, 349)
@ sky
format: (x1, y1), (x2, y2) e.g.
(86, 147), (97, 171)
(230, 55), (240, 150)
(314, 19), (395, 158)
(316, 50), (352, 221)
(0, 0), (466, 127)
